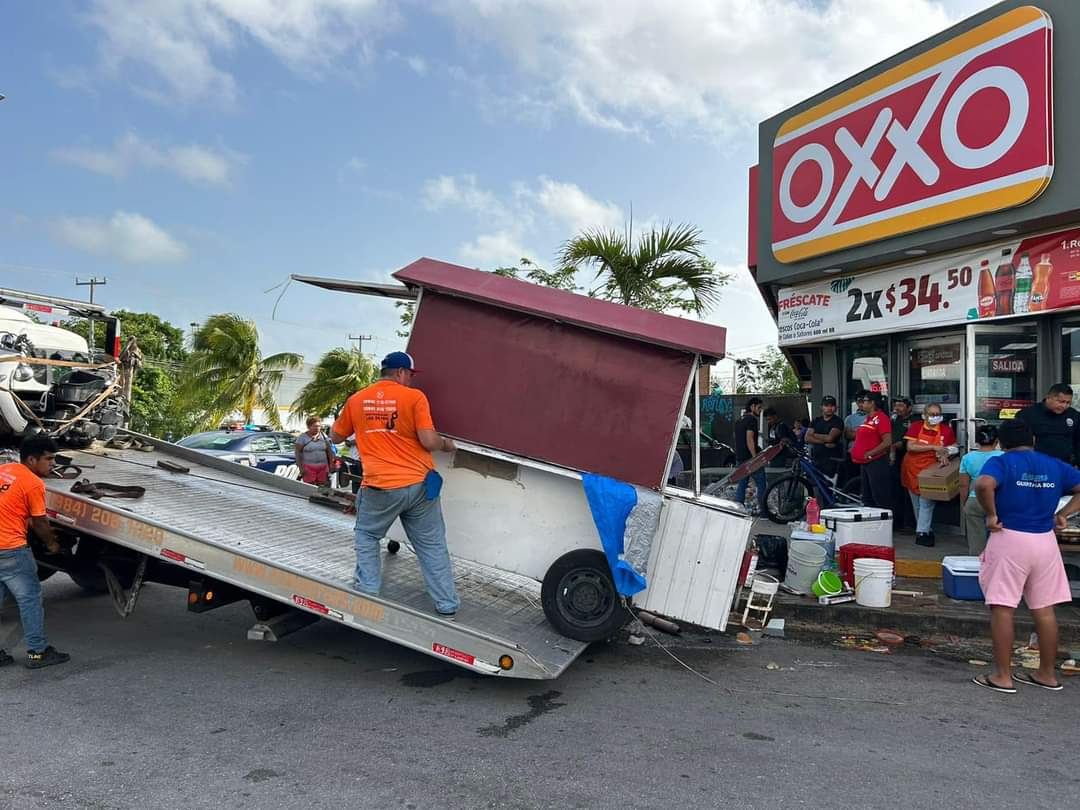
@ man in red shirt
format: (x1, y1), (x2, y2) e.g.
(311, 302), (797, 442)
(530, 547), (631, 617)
(851, 392), (895, 513)
(0, 435), (70, 669)
(330, 352), (459, 617)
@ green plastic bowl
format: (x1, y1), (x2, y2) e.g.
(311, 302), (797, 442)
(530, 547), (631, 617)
(812, 570), (843, 597)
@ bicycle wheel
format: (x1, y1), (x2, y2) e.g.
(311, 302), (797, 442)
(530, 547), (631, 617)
(764, 475), (812, 524)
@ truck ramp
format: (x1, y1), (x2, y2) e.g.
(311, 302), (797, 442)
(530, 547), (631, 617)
(43, 441), (589, 679)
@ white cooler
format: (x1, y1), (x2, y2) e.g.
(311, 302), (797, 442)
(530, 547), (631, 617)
(820, 507), (893, 549)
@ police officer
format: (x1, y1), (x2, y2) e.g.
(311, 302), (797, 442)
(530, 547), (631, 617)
(1016, 384), (1080, 465)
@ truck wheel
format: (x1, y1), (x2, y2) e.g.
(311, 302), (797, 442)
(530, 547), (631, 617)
(37, 566), (57, 582)
(541, 550), (628, 642)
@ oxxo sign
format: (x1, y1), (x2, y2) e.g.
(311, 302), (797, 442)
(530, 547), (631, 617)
(771, 6), (1054, 264)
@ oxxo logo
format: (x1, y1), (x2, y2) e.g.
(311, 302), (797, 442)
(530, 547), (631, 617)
(771, 6), (1053, 263)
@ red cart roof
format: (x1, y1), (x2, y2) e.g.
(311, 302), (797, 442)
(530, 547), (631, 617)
(393, 258), (727, 360)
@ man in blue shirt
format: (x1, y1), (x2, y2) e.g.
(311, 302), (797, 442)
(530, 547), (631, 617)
(973, 419), (1080, 694)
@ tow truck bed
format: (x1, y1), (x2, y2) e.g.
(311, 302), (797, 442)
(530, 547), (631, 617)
(42, 439), (589, 679)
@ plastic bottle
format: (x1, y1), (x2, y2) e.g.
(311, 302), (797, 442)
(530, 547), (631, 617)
(977, 260), (996, 318)
(994, 248), (1014, 316)
(806, 496), (820, 526)
(1014, 252), (1032, 314)
(1030, 253), (1053, 311)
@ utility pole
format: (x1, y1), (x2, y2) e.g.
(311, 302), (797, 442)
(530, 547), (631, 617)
(348, 334), (373, 355)
(76, 277), (107, 358)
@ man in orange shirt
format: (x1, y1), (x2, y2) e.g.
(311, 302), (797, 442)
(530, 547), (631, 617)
(331, 352), (460, 616)
(1, 435), (70, 669)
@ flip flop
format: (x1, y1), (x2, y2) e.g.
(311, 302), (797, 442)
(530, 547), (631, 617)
(972, 675), (1016, 694)
(1013, 671), (1063, 691)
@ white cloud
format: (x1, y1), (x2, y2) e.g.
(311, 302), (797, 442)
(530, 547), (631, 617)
(52, 211), (188, 263)
(404, 55), (428, 76)
(84, 0), (398, 105)
(532, 177), (623, 233)
(53, 133), (242, 186)
(421, 174), (505, 219)
(459, 231), (537, 268)
(436, 0), (965, 134)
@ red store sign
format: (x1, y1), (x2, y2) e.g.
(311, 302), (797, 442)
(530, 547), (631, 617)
(771, 5), (1053, 264)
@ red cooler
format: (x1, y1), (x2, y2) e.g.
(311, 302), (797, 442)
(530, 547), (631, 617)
(838, 543), (896, 588)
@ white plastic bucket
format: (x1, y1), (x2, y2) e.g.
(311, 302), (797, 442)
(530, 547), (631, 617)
(854, 558), (894, 608)
(785, 540), (827, 594)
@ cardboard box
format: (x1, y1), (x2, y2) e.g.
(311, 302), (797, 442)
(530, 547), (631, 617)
(918, 457), (960, 502)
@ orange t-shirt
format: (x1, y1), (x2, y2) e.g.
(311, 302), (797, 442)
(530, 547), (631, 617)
(0, 462), (46, 550)
(333, 380), (436, 490)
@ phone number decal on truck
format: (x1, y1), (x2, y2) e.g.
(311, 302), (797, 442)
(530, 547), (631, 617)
(47, 493), (167, 547)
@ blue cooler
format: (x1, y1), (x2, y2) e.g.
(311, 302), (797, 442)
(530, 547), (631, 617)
(942, 556), (984, 601)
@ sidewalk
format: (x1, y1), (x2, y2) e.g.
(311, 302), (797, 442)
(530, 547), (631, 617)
(750, 518), (1080, 646)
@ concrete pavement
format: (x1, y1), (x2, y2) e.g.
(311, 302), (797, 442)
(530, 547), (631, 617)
(3, 576), (1080, 809)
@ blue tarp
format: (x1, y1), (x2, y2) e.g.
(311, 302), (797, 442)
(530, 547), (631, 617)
(581, 473), (648, 597)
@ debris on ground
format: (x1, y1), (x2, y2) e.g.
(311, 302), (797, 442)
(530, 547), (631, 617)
(833, 634), (891, 654)
(763, 619), (785, 638)
(874, 629), (905, 646)
(736, 632), (754, 645)
(967, 659), (990, 667)
(765, 661), (781, 671)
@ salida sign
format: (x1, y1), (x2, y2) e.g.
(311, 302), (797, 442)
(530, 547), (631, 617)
(771, 6), (1053, 264)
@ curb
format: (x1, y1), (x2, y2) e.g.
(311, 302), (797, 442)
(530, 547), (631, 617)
(776, 599), (1080, 646)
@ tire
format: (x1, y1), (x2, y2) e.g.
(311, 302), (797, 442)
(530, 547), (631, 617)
(764, 475), (812, 524)
(541, 550), (628, 642)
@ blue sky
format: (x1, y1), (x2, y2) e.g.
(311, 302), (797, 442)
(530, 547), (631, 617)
(1, 0), (993, 370)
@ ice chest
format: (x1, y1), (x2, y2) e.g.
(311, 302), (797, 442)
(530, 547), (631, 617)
(918, 458), (961, 502)
(942, 556), (984, 601)
(820, 507), (893, 550)
(789, 527), (835, 562)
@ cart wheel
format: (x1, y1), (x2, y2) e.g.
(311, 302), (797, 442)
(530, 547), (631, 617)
(387, 540), (400, 555)
(541, 550), (628, 642)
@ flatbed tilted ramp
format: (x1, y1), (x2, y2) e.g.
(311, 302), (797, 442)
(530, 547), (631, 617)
(43, 440), (588, 679)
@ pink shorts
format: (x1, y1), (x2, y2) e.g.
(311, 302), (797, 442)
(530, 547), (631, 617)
(979, 528), (1072, 610)
(301, 463), (329, 484)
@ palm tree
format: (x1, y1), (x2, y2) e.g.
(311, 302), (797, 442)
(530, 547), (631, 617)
(290, 347), (376, 420)
(558, 222), (729, 316)
(179, 313), (302, 429)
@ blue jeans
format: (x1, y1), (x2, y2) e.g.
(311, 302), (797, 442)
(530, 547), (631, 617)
(353, 482), (460, 614)
(909, 492), (937, 534)
(736, 467), (768, 512)
(0, 545), (47, 651)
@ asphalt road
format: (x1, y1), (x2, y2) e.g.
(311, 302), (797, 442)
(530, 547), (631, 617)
(3, 577), (1079, 810)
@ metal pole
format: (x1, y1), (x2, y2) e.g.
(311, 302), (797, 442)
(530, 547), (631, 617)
(693, 357), (702, 497)
(75, 277), (107, 359)
(348, 334), (373, 354)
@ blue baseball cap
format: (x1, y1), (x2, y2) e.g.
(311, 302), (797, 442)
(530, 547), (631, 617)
(381, 351), (418, 371)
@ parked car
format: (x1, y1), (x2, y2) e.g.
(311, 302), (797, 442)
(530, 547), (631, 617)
(177, 429), (298, 474)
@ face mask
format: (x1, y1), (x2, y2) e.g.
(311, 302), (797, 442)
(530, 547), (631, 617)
(927, 415), (943, 426)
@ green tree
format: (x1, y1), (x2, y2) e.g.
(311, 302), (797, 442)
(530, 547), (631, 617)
(180, 313), (303, 429)
(291, 347), (376, 419)
(736, 347), (800, 395)
(493, 258), (580, 292)
(557, 223), (730, 315)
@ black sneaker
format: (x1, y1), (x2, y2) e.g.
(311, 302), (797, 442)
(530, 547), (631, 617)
(436, 610), (458, 621)
(25, 646), (71, 669)
(0, 649), (14, 667)
(915, 533), (935, 547)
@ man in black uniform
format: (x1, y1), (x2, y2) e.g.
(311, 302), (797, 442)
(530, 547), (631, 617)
(764, 407), (797, 465)
(1016, 384), (1080, 465)
(806, 395), (844, 481)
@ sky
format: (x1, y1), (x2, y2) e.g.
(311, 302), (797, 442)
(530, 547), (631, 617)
(1, 0), (995, 375)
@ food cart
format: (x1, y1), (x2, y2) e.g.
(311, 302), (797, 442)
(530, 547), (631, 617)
(295, 258), (753, 641)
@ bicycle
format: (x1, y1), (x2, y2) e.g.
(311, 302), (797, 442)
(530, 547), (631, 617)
(760, 440), (863, 524)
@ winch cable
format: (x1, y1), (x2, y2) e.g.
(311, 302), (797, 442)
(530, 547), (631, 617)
(623, 604), (907, 706)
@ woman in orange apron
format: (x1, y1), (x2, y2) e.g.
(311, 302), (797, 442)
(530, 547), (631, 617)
(901, 403), (958, 547)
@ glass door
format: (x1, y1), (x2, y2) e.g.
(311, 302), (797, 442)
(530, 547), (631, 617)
(966, 322), (1039, 448)
(904, 335), (965, 445)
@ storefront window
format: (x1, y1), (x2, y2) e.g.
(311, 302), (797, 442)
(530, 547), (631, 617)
(1062, 325), (1080, 408)
(843, 340), (889, 415)
(909, 341), (963, 408)
(974, 326), (1039, 427)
